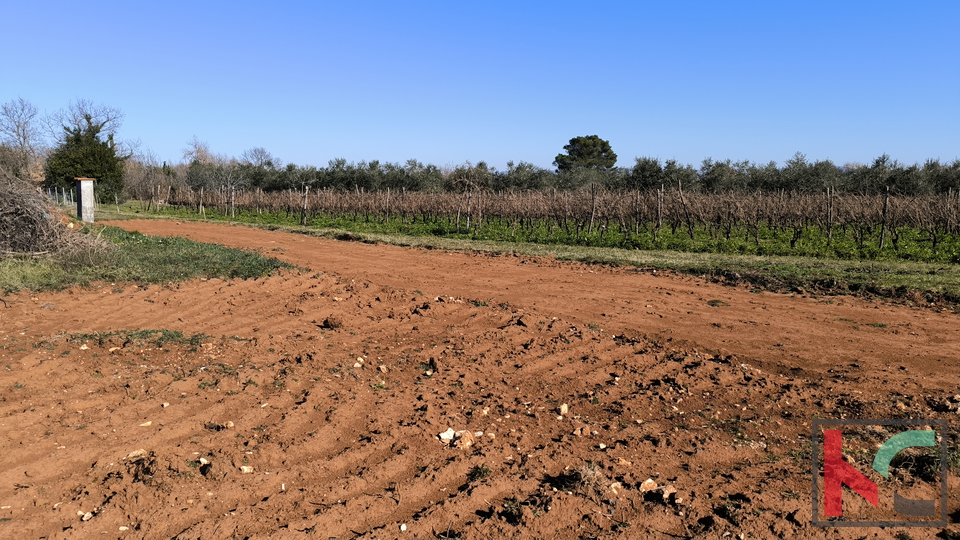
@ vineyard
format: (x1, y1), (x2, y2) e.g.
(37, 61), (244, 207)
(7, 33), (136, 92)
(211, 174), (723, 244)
(151, 186), (960, 263)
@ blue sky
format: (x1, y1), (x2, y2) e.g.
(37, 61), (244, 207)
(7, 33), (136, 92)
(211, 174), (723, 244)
(3, 1), (958, 171)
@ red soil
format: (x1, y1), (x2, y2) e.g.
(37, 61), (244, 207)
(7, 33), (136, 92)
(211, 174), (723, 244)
(0, 219), (956, 539)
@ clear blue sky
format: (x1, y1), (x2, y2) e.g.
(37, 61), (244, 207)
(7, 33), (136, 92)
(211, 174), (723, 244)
(3, 1), (958, 171)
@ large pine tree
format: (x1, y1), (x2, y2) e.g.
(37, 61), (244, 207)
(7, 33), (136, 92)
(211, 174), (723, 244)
(553, 135), (617, 172)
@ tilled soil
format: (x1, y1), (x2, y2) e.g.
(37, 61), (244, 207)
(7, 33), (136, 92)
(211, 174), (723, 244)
(0, 219), (956, 539)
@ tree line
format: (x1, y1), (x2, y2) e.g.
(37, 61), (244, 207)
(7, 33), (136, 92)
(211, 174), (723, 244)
(2, 97), (960, 200)
(129, 152), (960, 199)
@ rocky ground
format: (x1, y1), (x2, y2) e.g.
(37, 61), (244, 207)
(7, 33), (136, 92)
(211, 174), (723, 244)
(0, 219), (956, 539)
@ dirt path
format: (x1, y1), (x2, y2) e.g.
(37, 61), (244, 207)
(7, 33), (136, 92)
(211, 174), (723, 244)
(0, 218), (954, 539)
(106, 219), (959, 386)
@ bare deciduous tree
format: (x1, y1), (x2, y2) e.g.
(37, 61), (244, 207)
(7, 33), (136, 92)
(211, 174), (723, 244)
(182, 136), (215, 165)
(45, 98), (124, 143)
(241, 147), (280, 169)
(0, 97), (44, 179)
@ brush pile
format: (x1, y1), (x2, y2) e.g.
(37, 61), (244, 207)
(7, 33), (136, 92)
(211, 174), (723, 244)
(0, 178), (109, 258)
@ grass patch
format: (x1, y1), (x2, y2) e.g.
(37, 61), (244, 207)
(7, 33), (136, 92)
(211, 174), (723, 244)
(0, 224), (295, 293)
(67, 329), (210, 348)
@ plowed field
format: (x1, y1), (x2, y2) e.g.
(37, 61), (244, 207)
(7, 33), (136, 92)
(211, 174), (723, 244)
(0, 219), (956, 539)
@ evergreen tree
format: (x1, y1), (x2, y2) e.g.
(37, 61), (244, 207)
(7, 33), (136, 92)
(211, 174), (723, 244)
(44, 115), (126, 202)
(553, 135), (617, 172)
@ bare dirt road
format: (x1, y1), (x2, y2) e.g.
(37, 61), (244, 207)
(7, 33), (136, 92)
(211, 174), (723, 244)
(0, 219), (956, 539)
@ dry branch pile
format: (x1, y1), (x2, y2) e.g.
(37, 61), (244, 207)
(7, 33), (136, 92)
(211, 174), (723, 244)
(0, 179), (109, 258)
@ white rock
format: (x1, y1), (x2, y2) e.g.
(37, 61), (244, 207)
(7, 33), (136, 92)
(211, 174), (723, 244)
(240, 466), (254, 473)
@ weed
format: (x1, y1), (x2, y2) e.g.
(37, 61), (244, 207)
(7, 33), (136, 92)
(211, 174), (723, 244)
(707, 299), (729, 307)
(501, 497), (523, 525)
(782, 490), (800, 500)
(714, 493), (751, 526)
(467, 463), (492, 482)
(551, 462), (609, 499)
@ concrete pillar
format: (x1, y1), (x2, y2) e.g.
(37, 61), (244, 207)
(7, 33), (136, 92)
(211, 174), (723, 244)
(75, 178), (96, 223)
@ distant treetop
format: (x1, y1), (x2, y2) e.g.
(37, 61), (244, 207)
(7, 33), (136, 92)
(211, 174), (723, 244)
(554, 135), (617, 172)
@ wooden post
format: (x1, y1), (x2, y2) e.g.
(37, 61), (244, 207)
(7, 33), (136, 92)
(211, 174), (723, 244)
(826, 187), (834, 246)
(879, 186), (890, 250)
(301, 186), (309, 226)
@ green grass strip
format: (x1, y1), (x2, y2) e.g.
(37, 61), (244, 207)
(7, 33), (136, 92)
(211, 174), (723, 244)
(0, 224), (295, 293)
